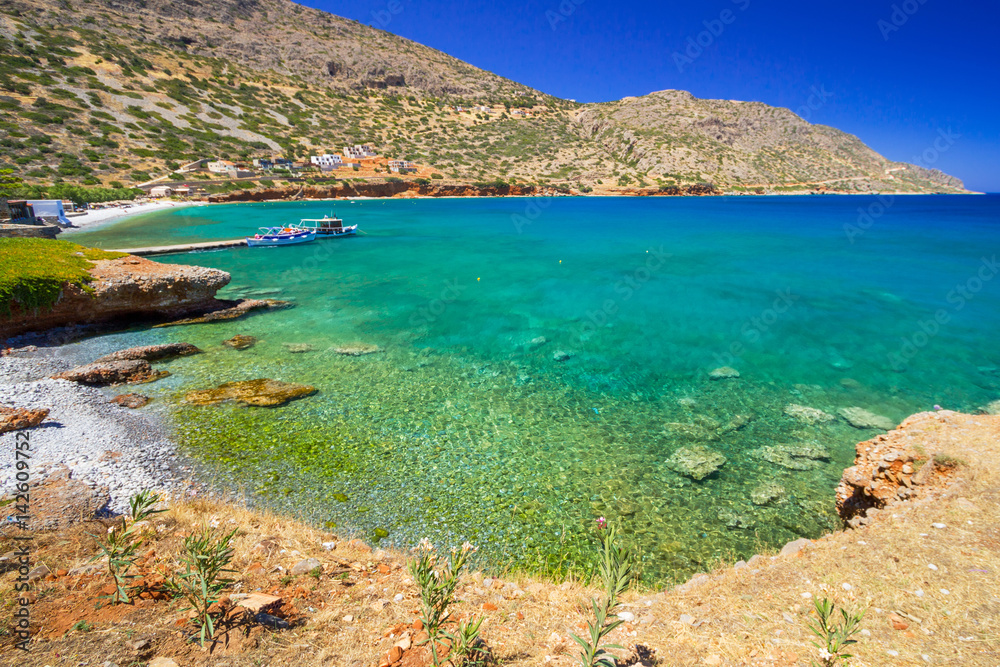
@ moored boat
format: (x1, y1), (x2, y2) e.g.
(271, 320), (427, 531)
(290, 215), (358, 237)
(246, 226), (316, 247)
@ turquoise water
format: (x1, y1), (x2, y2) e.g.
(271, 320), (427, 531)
(69, 195), (1000, 582)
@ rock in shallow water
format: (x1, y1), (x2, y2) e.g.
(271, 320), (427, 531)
(750, 481), (786, 506)
(838, 407), (895, 431)
(93, 342), (201, 364)
(184, 379), (316, 407)
(333, 343), (380, 356)
(223, 335), (257, 350)
(752, 443), (830, 470)
(709, 366), (740, 380)
(283, 343), (315, 353)
(110, 393), (150, 409)
(784, 403), (835, 425)
(552, 350), (572, 362)
(666, 445), (727, 480)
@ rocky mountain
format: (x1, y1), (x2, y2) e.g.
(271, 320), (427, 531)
(0, 0), (970, 194)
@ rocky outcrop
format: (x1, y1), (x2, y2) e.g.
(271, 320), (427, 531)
(94, 342), (201, 364)
(0, 406), (49, 433)
(110, 393), (151, 409)
(666, 446), (726, 481)
(835, 410), (976, 526)
(0, 255), (235, 341)
(184, 378), (316, 407)
(838, 407), (895, 431)
(52, 359), (168, 386)
(224, 335), (258, 350)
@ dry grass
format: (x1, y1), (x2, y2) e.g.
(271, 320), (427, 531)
(2, 411), (998, 666)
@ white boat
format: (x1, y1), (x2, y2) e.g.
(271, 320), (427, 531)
(290, 215), (358, 238)
(246, 226), (316, 247)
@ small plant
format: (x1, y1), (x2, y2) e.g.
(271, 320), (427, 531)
(163, 526), (238, 646)
(89, 490), (165, 604)
(409, 539), (480, 666)
(806, 597), (865, 666)
(452, 616), (487, 666)
(571, 518), (634, 667)
(71, 620), (93, 632)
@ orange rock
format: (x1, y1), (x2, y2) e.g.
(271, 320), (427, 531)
(412, 619), (424, 630)
(889, 613), (909, 631)
(245, 561), (264, 574)
(378, 564), (392, 574)
(516, 612), (524, 620)
(388, 646), (404, 663)
(414, 631), (429, 644)
(482, 602), (498, 612)
(55, 569), (68, 577)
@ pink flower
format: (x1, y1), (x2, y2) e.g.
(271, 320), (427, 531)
(596, 517), (607, 529)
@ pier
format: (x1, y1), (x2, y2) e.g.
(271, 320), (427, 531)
(109, 238), (247, 256)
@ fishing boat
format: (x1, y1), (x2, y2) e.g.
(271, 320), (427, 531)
(290, 215), (358, 238)
(246, 226), (316, 247)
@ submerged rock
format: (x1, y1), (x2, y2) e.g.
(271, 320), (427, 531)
(160, 298), (290, 327)
(981, 400), (1000, 415)
(224, 335), (257, 350)
(838, 407), (895, 431)
(717, 507), (755, 529)
(718, 414), (753, 434)
(110, 393), (150, 409)
(0, 406), (49, 434)
(283, 343), (315, 354)
(752, 443), (830, 470)
(333, 343), (381, 356)
(664, 421), (720, 442)
(184, 379), (316, 407)
(53, 360), (168, 386)
(750, 481), (786, 506)
(94, 342), (201, 364)
(552, 350), (572, 362)
(709, 366), (740, 380)
(784, 404), (835, 425)
(666, 445), (727, 480)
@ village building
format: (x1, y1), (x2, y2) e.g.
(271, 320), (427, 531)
(207, 160), (236, 174)
(388, 160), (416, 174)
(343, 144), (376, 159)
(311, 154), (344, 169)
(149, 185), (173, 197)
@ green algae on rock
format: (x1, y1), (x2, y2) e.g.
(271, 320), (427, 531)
(666, 445), (727, 480)
(183, 379), (316, 407)
(751, 443), (831, 470)
(332, 343), (381, 356)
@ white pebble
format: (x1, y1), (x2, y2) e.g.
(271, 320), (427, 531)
(887, 650), (899, 657)
(394, 593), (403, 602)
(617, 611), (635, 622)
(931, 523), (946, 529)
(801, 592), (812, 599)
(842, 583), (852, 591)
(915, 589), (924, 597)
(928, 564), (938, 571)
(940, 589), (950, 595)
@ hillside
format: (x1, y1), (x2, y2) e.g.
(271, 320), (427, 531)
(0, 0), (970, 194)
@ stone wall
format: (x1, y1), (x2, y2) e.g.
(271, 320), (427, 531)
(0, 223), (61, 239)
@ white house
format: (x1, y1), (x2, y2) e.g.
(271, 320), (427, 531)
(343, 144), (376, 160)
(149, 186), (173, 198)
(207, 160), (236, 174)
(473, 105), (493, 114)
(311, 154), (344, 168)
(26, 199), (71, 225)
(388, 160), (416, 174)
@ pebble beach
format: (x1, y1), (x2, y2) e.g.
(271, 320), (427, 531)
(0, 348), (186, 513)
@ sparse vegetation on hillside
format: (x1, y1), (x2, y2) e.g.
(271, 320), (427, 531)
(0, 0), (968, 194)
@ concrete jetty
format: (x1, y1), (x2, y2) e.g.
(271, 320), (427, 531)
(110, 238), (247, 256)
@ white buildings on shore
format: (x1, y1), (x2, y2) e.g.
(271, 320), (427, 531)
(388, 160), (416, 173)
(311, 154), (344, 168)
(343, 144), (376, 159)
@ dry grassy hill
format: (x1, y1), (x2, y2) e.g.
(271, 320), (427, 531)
(0, 0), (971, 194)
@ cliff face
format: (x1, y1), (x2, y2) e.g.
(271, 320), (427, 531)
(1, 256), (230, 340)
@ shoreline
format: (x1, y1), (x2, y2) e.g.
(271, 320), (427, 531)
(62, 200), (199, 234)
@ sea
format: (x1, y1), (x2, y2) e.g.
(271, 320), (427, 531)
(67, 194), (1000, 583)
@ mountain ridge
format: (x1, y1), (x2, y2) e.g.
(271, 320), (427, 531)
(0, 0), (970, 195)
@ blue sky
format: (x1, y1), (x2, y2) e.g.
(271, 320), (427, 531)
(303, 0), (999, 192)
